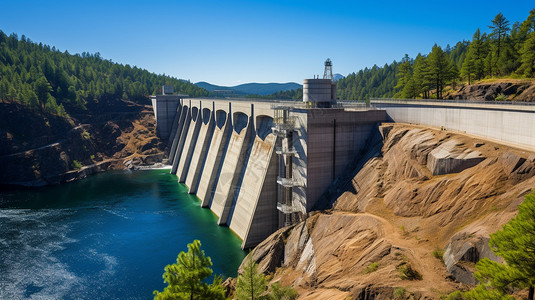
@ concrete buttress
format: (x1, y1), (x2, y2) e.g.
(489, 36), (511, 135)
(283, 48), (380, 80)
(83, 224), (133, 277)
(171, 105), (191, 174)
(185, 107), (215, 193)
(197, 109), (231, 207)
(210, 110), (253, 225)
(228, 116), (279, 248)
(176, 106), (202, 183)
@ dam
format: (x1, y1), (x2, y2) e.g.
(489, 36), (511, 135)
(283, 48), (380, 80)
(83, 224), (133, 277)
(151, 63), (535, 250)
(151, 89), (535, 249)
(151, 76), (387, 248)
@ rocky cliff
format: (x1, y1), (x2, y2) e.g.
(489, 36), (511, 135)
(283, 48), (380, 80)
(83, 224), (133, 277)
(447, 79), (535, 101)
(0, 99), (166, 186)
(244, 123), (535, 299)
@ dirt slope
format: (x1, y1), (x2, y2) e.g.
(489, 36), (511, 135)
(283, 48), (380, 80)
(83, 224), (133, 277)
(245, 123), (535, 299)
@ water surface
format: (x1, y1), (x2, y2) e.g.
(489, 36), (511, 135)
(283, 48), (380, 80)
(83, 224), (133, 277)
(0, 169), (246, 299)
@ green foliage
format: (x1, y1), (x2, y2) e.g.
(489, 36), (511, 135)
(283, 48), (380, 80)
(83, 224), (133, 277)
(268, 282), (298, 300)
(465, 190), (535, 299)
(0, 30), (208, 119)
(236, 254), (268, 300)
(393, 287), (407, 299)
(337, 9), (534, 101)
(71, 160), (82, 170)
(364, 262), (379, 273)
(494, 93), (508, 101)
(463, 284), (515, 300)
(432, 248), (445, 263)
(444, 290), (466, 300)
(153, 240), (226, 300)
(81, 131), (91, 140)
(397, 262), (422, 280)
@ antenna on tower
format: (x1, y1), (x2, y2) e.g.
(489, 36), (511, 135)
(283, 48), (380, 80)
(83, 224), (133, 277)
(323, 58), (333, 80)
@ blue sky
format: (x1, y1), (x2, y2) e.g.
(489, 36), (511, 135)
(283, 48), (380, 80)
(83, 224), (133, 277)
(2, 1), (534, 86)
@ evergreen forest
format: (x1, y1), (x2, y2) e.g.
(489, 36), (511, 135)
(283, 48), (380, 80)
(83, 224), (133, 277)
(337, 9), (535, 100)
(0, 31), (208, 118)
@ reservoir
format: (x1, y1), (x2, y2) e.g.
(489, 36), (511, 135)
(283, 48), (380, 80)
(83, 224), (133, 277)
(0, 169), (247, 299)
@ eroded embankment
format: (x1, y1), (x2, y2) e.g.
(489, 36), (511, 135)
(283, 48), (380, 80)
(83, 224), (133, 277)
(244, 123), (535, 299)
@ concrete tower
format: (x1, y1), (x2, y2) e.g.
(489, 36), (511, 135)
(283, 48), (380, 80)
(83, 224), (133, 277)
(303, 59), (337, 108)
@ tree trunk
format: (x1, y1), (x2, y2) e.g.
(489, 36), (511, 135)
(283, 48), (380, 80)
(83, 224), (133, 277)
(529, 286), (534, 300)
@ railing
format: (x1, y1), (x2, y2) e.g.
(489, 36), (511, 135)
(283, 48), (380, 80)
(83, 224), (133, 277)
(276, 176), (303, 187)
(277, 202), (301, 214)
(275, 146), (297, 155)
(370, 97), (535, 107)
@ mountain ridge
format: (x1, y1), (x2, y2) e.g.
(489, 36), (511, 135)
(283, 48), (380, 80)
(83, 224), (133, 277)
(195, 81), (302, 96)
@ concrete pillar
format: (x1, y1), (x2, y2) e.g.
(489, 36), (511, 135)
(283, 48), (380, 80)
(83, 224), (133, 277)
(171, 106), (191, 175)
(168, 103), (187, 164)
(228, 116), (279, 249)
(177, 106), (202, 183)
(197, 109), (231, 207)
(185, 107), (215, 193)
(167, 103), (182, 145)
(210, 111), (253, 225)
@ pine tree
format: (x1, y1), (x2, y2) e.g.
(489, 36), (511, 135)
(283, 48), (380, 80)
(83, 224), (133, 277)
(153, 240), (226, 300)
(461, 48), (476, 85)
(488, 13), (511, 75)
(413, 54), (430, 98)
(427, 45), (450, 99)
(489, 13), (511, 60)
(466, 190), (535, 300)
(519, 31), (535, 77)
(236, 254), (268, 300)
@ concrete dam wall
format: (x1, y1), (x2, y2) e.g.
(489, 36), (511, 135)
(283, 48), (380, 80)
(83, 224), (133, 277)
(372, 99), (535, 151)
(152, 97), (387, 248)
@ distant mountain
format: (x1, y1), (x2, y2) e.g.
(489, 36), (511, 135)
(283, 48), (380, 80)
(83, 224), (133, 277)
(333, 73), (344, 82)
(194, 82), (302, 96)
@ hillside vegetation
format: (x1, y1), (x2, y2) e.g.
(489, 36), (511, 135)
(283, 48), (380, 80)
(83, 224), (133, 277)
(336, 9), (535, 100)
(0, 30), (207, 117)
(0, 30), (208, 186)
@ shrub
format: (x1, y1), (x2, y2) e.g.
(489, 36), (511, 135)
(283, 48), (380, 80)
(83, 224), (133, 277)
(432, 248), (445, 263)
(397, 262), (422, 280)
(494, 93), (508, 101)
(393, 287), (407, 299)
(364, 262), (379, 274)
(81, 131), (91, 140)
(71, 160), (83, 170)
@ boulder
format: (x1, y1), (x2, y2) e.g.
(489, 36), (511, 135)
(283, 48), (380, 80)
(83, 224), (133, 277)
(443, 232), (503, 285)
(427, 139), (485, 175)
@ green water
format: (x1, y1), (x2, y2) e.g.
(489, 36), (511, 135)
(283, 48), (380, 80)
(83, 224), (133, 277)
(0, 169), (247, 299)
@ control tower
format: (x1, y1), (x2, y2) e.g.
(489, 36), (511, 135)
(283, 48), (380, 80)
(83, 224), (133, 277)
(303, 59), (337, 108)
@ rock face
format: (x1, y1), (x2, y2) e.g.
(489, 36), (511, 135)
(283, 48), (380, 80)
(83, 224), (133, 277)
(0, 100), (166, 186)
(447, 80), (535, 101)
(244, 123), (535, 299)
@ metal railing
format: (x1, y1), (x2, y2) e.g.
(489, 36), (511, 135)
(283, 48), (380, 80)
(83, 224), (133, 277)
(275, 146), (297, 155)
(276, 176), (303, 187)
(370, 97), (535, 107)
(277, 202), (301, 214)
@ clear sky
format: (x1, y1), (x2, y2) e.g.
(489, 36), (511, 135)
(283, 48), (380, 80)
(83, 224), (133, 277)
(2, 1), (534, 86)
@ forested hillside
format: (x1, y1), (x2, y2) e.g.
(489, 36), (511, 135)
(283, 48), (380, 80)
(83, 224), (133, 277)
(337, 9), (535, 100)
(0, 30), (207, 117)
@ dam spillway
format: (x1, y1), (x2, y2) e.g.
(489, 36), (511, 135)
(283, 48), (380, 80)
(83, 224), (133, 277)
(151, 95), (387, 248)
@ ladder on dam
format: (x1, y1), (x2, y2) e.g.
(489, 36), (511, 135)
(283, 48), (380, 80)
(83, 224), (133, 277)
(272, 106), (300, 227)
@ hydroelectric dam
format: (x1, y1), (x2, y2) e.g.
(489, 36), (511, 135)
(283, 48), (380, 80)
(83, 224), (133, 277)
(151, 75), (387, 248)
(151, 75), (535, 250)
